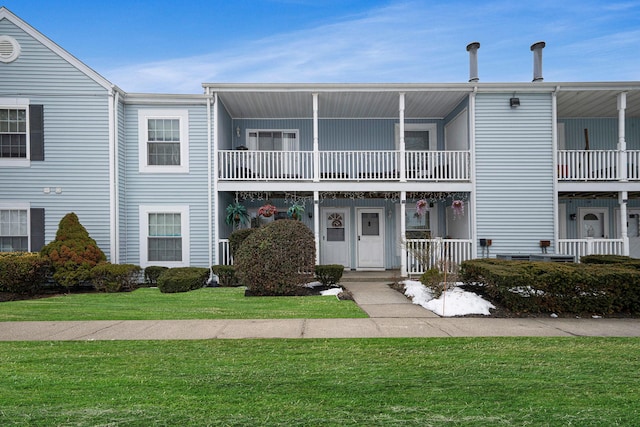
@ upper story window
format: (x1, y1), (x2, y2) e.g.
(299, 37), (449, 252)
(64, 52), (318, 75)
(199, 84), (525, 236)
(0, 99), (43, 166)
(138, 109), (189, 173)
(0, 108), (27, 158)
(247, 130), (299, 151)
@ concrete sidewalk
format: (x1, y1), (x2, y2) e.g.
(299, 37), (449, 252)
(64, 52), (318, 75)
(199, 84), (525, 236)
(0, 281), (639, 340)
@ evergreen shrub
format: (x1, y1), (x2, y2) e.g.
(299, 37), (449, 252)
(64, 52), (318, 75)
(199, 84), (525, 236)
(90, 263), (141, 292)
(235, 219), (315, 295)
(157, 267), (209, 293)
(314, 264), (344, 286)
(211, 265), (237, 287)
(229, 228), (255, 258)
(144, 266), (169, 286)
(40, 213), (106, 289)
(0, 252), (50, 294)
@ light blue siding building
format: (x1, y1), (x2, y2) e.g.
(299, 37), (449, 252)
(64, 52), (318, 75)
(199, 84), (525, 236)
(2, 7), (640, 277)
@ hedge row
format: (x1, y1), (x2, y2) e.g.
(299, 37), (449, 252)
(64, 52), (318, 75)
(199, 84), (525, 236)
(460, 258), (640, 315)
(156, 267), (210, 293)
(0, 252), (50, 294)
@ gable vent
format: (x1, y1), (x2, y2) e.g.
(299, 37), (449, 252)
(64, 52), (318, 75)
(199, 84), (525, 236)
(0, 35), (21, 63)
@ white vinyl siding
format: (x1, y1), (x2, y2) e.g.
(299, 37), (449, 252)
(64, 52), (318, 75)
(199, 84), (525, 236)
(138, 109), (189, 173)
(139, 205), (190, 268)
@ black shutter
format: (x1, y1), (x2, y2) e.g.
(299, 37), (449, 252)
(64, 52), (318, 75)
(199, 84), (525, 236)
(29, 105), (44, 161)
(30, 208), (45, 252)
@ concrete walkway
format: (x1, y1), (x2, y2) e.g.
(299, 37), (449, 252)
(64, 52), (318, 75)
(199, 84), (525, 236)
(0, 281), (639, 340)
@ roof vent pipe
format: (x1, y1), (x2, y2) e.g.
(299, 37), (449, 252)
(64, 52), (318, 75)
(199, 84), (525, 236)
(466, 42), (480, 82)
(530, 41), (545, 82)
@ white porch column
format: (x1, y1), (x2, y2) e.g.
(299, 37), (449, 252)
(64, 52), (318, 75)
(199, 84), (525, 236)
(399, 93), (407, 182)
(313, 93), (320, 182)
(400, 191), (407, 276)
(314, 191), (320, 265)
(618, 92), (628, 181)
(620, 191), (629, 256)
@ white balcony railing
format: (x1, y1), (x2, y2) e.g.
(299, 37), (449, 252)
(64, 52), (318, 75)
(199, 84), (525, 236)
(557, 150), (619, 181)
(627, 150), (640, 180)
(405, 150), (470, 181)
(218, 239), (232, 265)
(558, 238), (624, 260)
(405, 239), (473, 276)
(219, 150), (470, 182)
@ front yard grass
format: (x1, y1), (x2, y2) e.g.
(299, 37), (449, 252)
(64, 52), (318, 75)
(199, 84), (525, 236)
(1, 337), (638, 426)
(0, 287), (367, 321)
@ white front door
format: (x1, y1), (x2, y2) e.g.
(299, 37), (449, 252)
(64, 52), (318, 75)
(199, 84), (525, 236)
(357, 208), (385, 269)
(320, 208), (350, 268)
(625, 209), (640, 258)
(579, 208), (608, 238)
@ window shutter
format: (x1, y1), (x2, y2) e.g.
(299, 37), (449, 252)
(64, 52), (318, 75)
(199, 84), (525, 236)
(29, 105), (44, 161)
(30, 208), (45, 251)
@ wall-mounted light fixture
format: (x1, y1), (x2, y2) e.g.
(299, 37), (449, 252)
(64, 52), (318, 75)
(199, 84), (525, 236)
(510, 97), (520, 108)
(236, 126), (241, 137)
(570, 213), (577, 221)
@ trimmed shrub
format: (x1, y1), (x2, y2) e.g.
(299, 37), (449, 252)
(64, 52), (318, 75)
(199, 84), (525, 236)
(235, 219), (316, 295)
(157, 267), (209, 293)
(420, 267), (446, 298)
(460, 258), (640, 315)
(40, 213), (106, 289)
(0, 252), (50, 294)
(90, 263), (142, 293)
(211, 265), (237, 287)
(229, 228), (255, 259)
(315, 264), (344, 287)
(144, 266), (169, 287)
(581, 254), (640, 270)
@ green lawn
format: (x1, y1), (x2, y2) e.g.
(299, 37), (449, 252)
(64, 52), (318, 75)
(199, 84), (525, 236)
(1, 337), (638, 426)
(0, 287), (367, 321)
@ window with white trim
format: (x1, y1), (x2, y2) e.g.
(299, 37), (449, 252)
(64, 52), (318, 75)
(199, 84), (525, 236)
(0, 108), (27, 158)
(139, 205), (190, 267)
(0, 208), (28, 252)
(247, 130), (299, 151)
(138, 110), (189, 173)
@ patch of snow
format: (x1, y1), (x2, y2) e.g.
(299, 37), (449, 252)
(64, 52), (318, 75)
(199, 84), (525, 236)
(304, 281), (323, 289)
(402, 280), (495, 317)
(320, 287), (343, 296)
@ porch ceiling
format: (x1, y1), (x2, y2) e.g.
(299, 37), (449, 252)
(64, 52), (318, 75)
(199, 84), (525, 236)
(216, 89), (470, 119)
(559, 191), (640, 199)
(557, 89), (640, 118)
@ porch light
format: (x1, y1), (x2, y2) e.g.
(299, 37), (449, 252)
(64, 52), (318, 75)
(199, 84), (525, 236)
(236, 126), (241, 137)
(570, 214), (577, 221)
(510, 97), (520, 108)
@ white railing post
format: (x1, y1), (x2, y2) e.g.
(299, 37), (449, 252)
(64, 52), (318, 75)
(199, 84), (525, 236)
(400, 191), (407, 276)
(313, 93), (320, 182)
(399, 93), (406, 182)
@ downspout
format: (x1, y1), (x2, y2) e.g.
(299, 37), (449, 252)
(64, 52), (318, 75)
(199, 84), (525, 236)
(212, 92), (220, 265)
(206, 87), (213, 269)
(314, 191), (320, 265)
(551, 86), (559, 253)
(469, 86), (478, 258)
(108, 87), (117, 263)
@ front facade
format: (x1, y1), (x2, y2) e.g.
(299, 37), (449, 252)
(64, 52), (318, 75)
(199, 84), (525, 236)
(2, 8), (640, 276)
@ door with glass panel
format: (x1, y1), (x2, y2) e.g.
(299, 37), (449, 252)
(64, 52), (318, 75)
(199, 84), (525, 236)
(356, 208), (385, 269)
(321, 208), (350, 268)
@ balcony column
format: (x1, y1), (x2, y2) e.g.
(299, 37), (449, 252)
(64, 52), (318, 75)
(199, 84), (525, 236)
(618, 92), (627, 181)
(400, 191), (407, 276)
(313, 93), (320, 182)
(620, 191), (629, 256)
(314, 191), (320, 264)
(399, 93), (407, 182)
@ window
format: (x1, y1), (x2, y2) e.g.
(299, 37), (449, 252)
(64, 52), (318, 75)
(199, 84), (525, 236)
(0, 209), (28, 251)
(139, 205), (189, 267)
(138, 110), (189, 173)
(406, 207), (431, 239)
(247, 130), (298, 151)
(0, 99), (42, 166)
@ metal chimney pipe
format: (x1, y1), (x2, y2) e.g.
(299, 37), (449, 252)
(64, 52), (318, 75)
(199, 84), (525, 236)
(466, 42), (480, 82)
(530, 41), (546, 82)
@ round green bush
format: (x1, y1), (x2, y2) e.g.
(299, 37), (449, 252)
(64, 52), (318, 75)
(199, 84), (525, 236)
(235, 219), (316, 295)
(90, 263), (142, 292)
(157, 267), (209, 293)
(0, 252), (50, 294)
(144, 266), (169, 286)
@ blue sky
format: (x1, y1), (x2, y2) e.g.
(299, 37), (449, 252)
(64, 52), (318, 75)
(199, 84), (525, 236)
(4, 0), (640, 93)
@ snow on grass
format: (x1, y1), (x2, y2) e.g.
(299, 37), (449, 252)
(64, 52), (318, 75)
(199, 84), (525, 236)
(320, 287), (343, 296)
(403, 280), (495, 317)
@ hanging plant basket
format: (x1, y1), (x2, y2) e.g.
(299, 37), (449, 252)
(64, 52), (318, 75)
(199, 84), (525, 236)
(415, 199), (428, 217)
(258, 204), (277, 218)
(225, 202), (250, 228)
(287, 203), (305, 221)
(452, 200), (464, 219)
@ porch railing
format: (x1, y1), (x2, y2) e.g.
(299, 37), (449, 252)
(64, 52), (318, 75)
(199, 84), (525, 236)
(219, 150), (471, 182)
(556, 150), (637, 181)
(405, 238), (474, 276)
(218, 239), (232, 265)
(218, 150), (314, 180)
(405, 150), (470, 181)
(558, 238), (624, 260)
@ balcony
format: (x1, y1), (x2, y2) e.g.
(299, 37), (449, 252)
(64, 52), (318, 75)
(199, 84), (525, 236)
(219, 150), (471, 182)
(557, 150), (640, 181)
